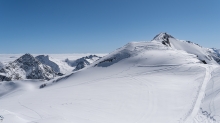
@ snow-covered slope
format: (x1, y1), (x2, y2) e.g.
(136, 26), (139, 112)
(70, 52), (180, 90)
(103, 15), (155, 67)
(207, 48), (220, 64)
(152, 33), (217, 65)
(0, 54), (56, 81)
(45, 57), (72, 74)
(0, 33), (220, 123)
(193, 67), (220, 123)
(36, 55), (60, 73)
(65, 55), (101, 71)
(95, 41), (200, 67)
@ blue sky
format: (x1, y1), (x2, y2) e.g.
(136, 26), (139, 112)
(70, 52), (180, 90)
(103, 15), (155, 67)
(0, 0), (220, 53)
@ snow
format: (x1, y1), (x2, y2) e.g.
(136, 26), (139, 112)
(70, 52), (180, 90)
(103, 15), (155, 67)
(0, 110), (28, 123)
(36, 55), (61, 73)
(1, 33), (220, 123)
(0, 54), (56, 81)
(193, 67), (220, 123)
(0, 54), (106, 74)
(211, 48), (220, 56)
(0, 62), (212, 123)
(0, 54), (22, 64)
(0, 54), (106, 63)
(152, 33), (217, 65)
(64, 55), (102, 71)
(0, 62), (3, 69)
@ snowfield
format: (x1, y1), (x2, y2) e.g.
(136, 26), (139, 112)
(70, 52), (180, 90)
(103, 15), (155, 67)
(0, 33), (220, 123)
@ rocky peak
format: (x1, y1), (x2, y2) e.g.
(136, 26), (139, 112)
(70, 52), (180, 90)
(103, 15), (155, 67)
(14, 53), (41, 67)
(0, 53), (56, 81)
(153, 32), (174, 41)
(152, 32), (174, 47)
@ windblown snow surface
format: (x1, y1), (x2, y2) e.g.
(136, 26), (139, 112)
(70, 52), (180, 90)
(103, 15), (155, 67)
(0, 33), (220, 123)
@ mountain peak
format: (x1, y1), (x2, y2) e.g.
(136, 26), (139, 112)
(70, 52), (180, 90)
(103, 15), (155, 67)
(15, 53), (40, 65)
(19, 53), (35, 60)
(22, 53), (34, 58)
(0, 53), (57, 81)
(152, 32), (174, 47)
(153, 32), (174, 41)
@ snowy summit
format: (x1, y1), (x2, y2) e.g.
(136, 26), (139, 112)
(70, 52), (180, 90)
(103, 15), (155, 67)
(0, 33), (220, 123)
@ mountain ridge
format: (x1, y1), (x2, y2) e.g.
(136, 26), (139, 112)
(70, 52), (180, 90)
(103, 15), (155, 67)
(0, 53), (56, 81)
(35, 55), (61, 73)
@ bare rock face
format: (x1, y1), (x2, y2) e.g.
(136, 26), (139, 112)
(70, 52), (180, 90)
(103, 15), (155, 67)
(0, 54), (56, 81)
(153, 32), (174, 47)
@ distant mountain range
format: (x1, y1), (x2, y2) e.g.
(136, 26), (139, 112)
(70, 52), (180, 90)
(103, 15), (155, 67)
(65, 55), (101, 71)
(0, 54), (56, 81)
(0, 54), (102, 81)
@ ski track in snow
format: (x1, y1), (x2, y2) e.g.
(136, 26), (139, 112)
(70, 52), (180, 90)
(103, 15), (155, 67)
(50, 65), (180, 91)
(0, 63), (217, 123)
(193, 68), (220, 123)
(17, 95), (43, 120)
(48, 64), (199, 123)
(183, 65), (216, 123)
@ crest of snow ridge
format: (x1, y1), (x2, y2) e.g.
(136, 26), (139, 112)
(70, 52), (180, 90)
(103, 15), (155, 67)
(152, 32), (202, 47)
(94, 32), (220, 67)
